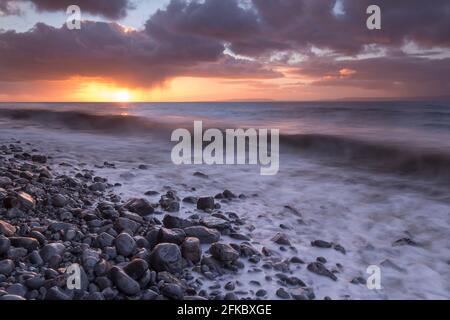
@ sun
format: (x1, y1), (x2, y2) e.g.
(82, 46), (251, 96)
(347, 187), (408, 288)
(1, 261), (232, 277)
(115, 90), (130, 102)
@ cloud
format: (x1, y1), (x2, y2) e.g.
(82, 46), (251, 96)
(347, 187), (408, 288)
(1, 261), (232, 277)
(0, 20), (280, 87)
(1, 0), (450, 98)
(0, 0), (134, 19)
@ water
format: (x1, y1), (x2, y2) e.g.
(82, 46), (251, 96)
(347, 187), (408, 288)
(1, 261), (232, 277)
(0, 101), (449, 299)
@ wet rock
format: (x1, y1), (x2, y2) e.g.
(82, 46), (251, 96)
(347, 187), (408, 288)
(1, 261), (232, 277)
(161, 283), (184, 300)
(209, 243), (239, 262)
(223, 190), (236, 199)
(392, 238), (418, 247)
(149, 243), (182, 274)
(40, 243), (65, 262)
(271, 233), (291, 246)
(17, 191), (35, 210)
(0, 294), (26, 300)
(307, 262), (337, 281)
(256, 289), (267, 297)
(110, 266), (140, 295)
(52, 194), (68, 208)
(10, 237), (39, 251)
(276, 287), (290, 299)
(193, 172), (208, 179)
(0, 259), (14, 275)
(82, 249), (100, 269)
(0, 177), (12, 188)
(200, 216), (230, 231)
(333, 244), (346, 254)
(0, 235), (11, 255)
(115, 233), (136, 257)
(158, 228), (186, 245)
(181, 237), (201, 263)
(0, 220), (16, 237)
(291, 287), (315, 300)
(97, 232), (115, 248)
(197, 197), (215, 211)
(123, 259), (149, 280)
(31, 154), (47, 164)
(124, 198), (154, 216)
(182, 196), (198, 204)
(162, 215), (194, 229)
(7, 283), (27, 297)
(89, 182), (106, 192)
(184, 226), (220, 244)
(311, 240), (332, 248)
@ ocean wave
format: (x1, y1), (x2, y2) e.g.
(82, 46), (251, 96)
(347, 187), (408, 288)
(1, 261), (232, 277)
(0, 108), (171, 135)
(281, 133), (450, 182)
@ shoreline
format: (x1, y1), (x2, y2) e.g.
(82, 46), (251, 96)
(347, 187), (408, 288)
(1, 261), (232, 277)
(0, 140), (324, 300)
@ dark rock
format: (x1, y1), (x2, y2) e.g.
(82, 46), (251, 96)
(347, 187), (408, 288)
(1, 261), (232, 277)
(158, 228), (185, 245)
(276, 287), (290, 299)
(209, 243), (239, 262)
(10, 237), (39, 251)
(271, 233), (291, 246)
(307, 262), (337, 281)
(110, 266), (140, 296)
(197, 197), (215, 211)
(115, 233), (136, 257)
(0, 259), (14, 275)
(45, 287), (70, 300)
(52, 194), (68, 208)
(124, 198), (154, 216)
(0, 220), (16, 237)
(333, 244), (346, 254)
(392, 238), (418, 247)
(161, 283), (184, 300)
(123, 259), (149, 280)
(40, 243), (65, 262)
(184, 226), (220, 244)
(0, 235), (11, 255)
(31, 154), (47, 164)
(200, 216), (230, 231)
(182, 196), (198, 204)
(311, 240), (332, 248)
(181, 237), (201, 263)
(149, 243), (182, 274)
(162, 215), (194, 229)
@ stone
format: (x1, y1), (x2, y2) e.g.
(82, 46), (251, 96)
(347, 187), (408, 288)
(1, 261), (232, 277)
(271, 233), (291, 246)
(200, 216), (230, 231)
(31, 154), (47, 164)
(307, 262), (337, 281)
(184, 226), (220, 244)
(149, 243), (183, 274)
(0, 294), (25, 300)
(17, 191), (35, 209)
(209, 243), (239, 262)
(197, 197), (215, 211)
(158, 228), (186, 245)
(181, 237), (201, 263)
(97, 232), (115, 248)
(115, 233), (136, 257)
(7, 283), (27, 297)
(10, 237), (39, 251)
(276, 287), (290, 299)
(162, 215), (194, 229)
(124, 198), (154, 216)
(89, 182), (106, 192)
(110, 266), (140, 296)
(0, 176), (12, 188)
(161, 283), (184, 300)
(52, 194), (68, 208)
(0, 235), (11, 255)
(311, 240), (332, 248)
(123, 259), (149, 280)
(182, 196), (198, 204)
(45, 287), (70, 300)
(0, 220), (16, 237)
(0, 259), (14, 275)
(82, 248), (100, 269)
(40, 243), (65, 262)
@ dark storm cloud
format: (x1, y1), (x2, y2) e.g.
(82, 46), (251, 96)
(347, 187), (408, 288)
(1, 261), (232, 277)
(0, 0), (134, 19)
(0, 20), (280, 86)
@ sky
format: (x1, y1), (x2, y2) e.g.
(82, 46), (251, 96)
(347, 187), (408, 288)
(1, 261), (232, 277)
(0, 0), (449, 102)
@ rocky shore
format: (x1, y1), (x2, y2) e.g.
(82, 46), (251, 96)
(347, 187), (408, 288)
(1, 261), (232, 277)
(0, 141), (345, 301)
